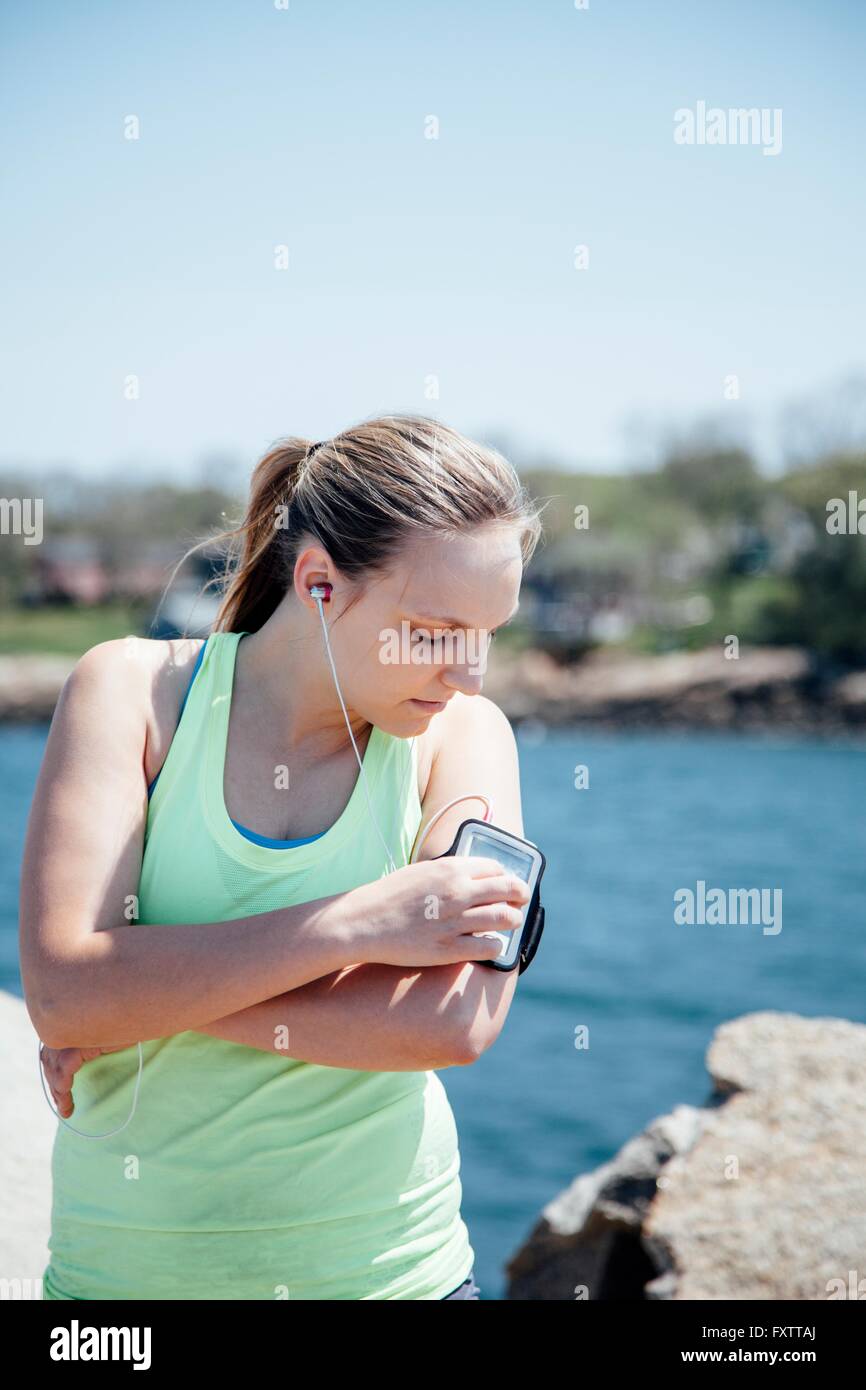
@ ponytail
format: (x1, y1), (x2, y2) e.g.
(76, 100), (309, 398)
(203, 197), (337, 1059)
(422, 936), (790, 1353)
(211, 439), (309, 633)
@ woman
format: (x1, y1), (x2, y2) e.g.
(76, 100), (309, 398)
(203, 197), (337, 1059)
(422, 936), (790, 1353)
(23, 414), (543, 1300)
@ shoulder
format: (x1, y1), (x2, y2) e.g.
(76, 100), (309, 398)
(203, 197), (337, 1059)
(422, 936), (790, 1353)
(66, 634), (203, 701)
(432, 691), (516, 753)
(60, 636), (151, 717)
(420, 692), (518, 790)
(62, 635), (206, 783)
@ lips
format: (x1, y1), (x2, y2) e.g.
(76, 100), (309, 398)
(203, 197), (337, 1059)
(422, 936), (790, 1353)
(410, 698), (447, 711)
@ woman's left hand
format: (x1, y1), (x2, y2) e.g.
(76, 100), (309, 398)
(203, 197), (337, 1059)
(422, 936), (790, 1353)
(39, 1042), (133, 1118)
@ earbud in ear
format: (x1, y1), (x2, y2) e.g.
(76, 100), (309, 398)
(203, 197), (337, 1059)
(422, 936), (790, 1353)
(310, 583), (332, 601)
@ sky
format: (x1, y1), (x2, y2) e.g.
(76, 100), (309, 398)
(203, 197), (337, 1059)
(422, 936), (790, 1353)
(1, 0), (865, 483)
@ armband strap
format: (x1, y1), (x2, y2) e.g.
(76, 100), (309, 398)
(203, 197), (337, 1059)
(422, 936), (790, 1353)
(518, 885), (545, 974)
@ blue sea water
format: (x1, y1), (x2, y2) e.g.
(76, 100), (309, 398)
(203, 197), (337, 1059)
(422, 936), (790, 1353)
(3, 722), (864, 1300)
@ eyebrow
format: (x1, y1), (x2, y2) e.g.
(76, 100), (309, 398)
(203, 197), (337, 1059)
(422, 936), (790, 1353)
(406, 602), (520, 627)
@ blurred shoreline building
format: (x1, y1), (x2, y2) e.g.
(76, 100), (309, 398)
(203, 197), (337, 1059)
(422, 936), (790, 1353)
(18, 535), (223, 638)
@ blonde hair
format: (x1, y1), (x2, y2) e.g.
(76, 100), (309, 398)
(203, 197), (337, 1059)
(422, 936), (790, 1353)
(171, 413), (544, 635)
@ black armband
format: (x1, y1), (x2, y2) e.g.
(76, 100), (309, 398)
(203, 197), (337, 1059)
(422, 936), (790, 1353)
(432, 820), (547, 975)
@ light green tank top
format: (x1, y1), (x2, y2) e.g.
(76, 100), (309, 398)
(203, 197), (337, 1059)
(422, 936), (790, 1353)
(42, 630), (474, 1300)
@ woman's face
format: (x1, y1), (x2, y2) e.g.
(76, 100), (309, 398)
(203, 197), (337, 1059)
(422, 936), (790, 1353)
(330, 525), (524, 736)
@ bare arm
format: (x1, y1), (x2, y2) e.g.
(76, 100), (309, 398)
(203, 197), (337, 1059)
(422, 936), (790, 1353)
(191, 693), (527, 1065)
(194, 963), (472, 1069)
(19, 640), (374, 1049)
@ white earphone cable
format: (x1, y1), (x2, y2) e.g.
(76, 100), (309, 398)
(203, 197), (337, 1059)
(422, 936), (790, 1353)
(410, 793), (493, 862)
(38, 1036), (144, 1139)
(312, 592), (404, 875)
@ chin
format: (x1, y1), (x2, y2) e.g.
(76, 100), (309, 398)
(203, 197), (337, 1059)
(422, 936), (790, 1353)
(387, 699), (440, 733)
(369, 705), (424, 738)
(372, 697), (448, 737)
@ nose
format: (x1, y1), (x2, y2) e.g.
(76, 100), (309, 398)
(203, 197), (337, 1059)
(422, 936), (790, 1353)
(441, 668), (484, 698)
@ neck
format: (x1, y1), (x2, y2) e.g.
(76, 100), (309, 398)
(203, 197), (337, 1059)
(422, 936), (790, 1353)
(232, 596), (371, 757)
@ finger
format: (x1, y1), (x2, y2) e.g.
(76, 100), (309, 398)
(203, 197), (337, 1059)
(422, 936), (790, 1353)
(461, 872), (531, 908)
(52, 1049), (83, 1091)
(464, 856), (521, 880)
(460, 901), (525, 932)
(50, 1084), (74, 1117)
(57, 1073), (75, 1115)
(53, 1051), (75, 1084)
(456, 932), (514, 962)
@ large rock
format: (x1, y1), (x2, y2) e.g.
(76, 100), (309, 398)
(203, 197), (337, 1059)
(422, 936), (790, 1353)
(506, 1012), (866, 1299)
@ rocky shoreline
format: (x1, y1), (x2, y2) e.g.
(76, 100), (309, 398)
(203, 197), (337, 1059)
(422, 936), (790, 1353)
(1, 644), (865, 732)
(483, 644), (866, 734)
(506, 1011), (865, 1300)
